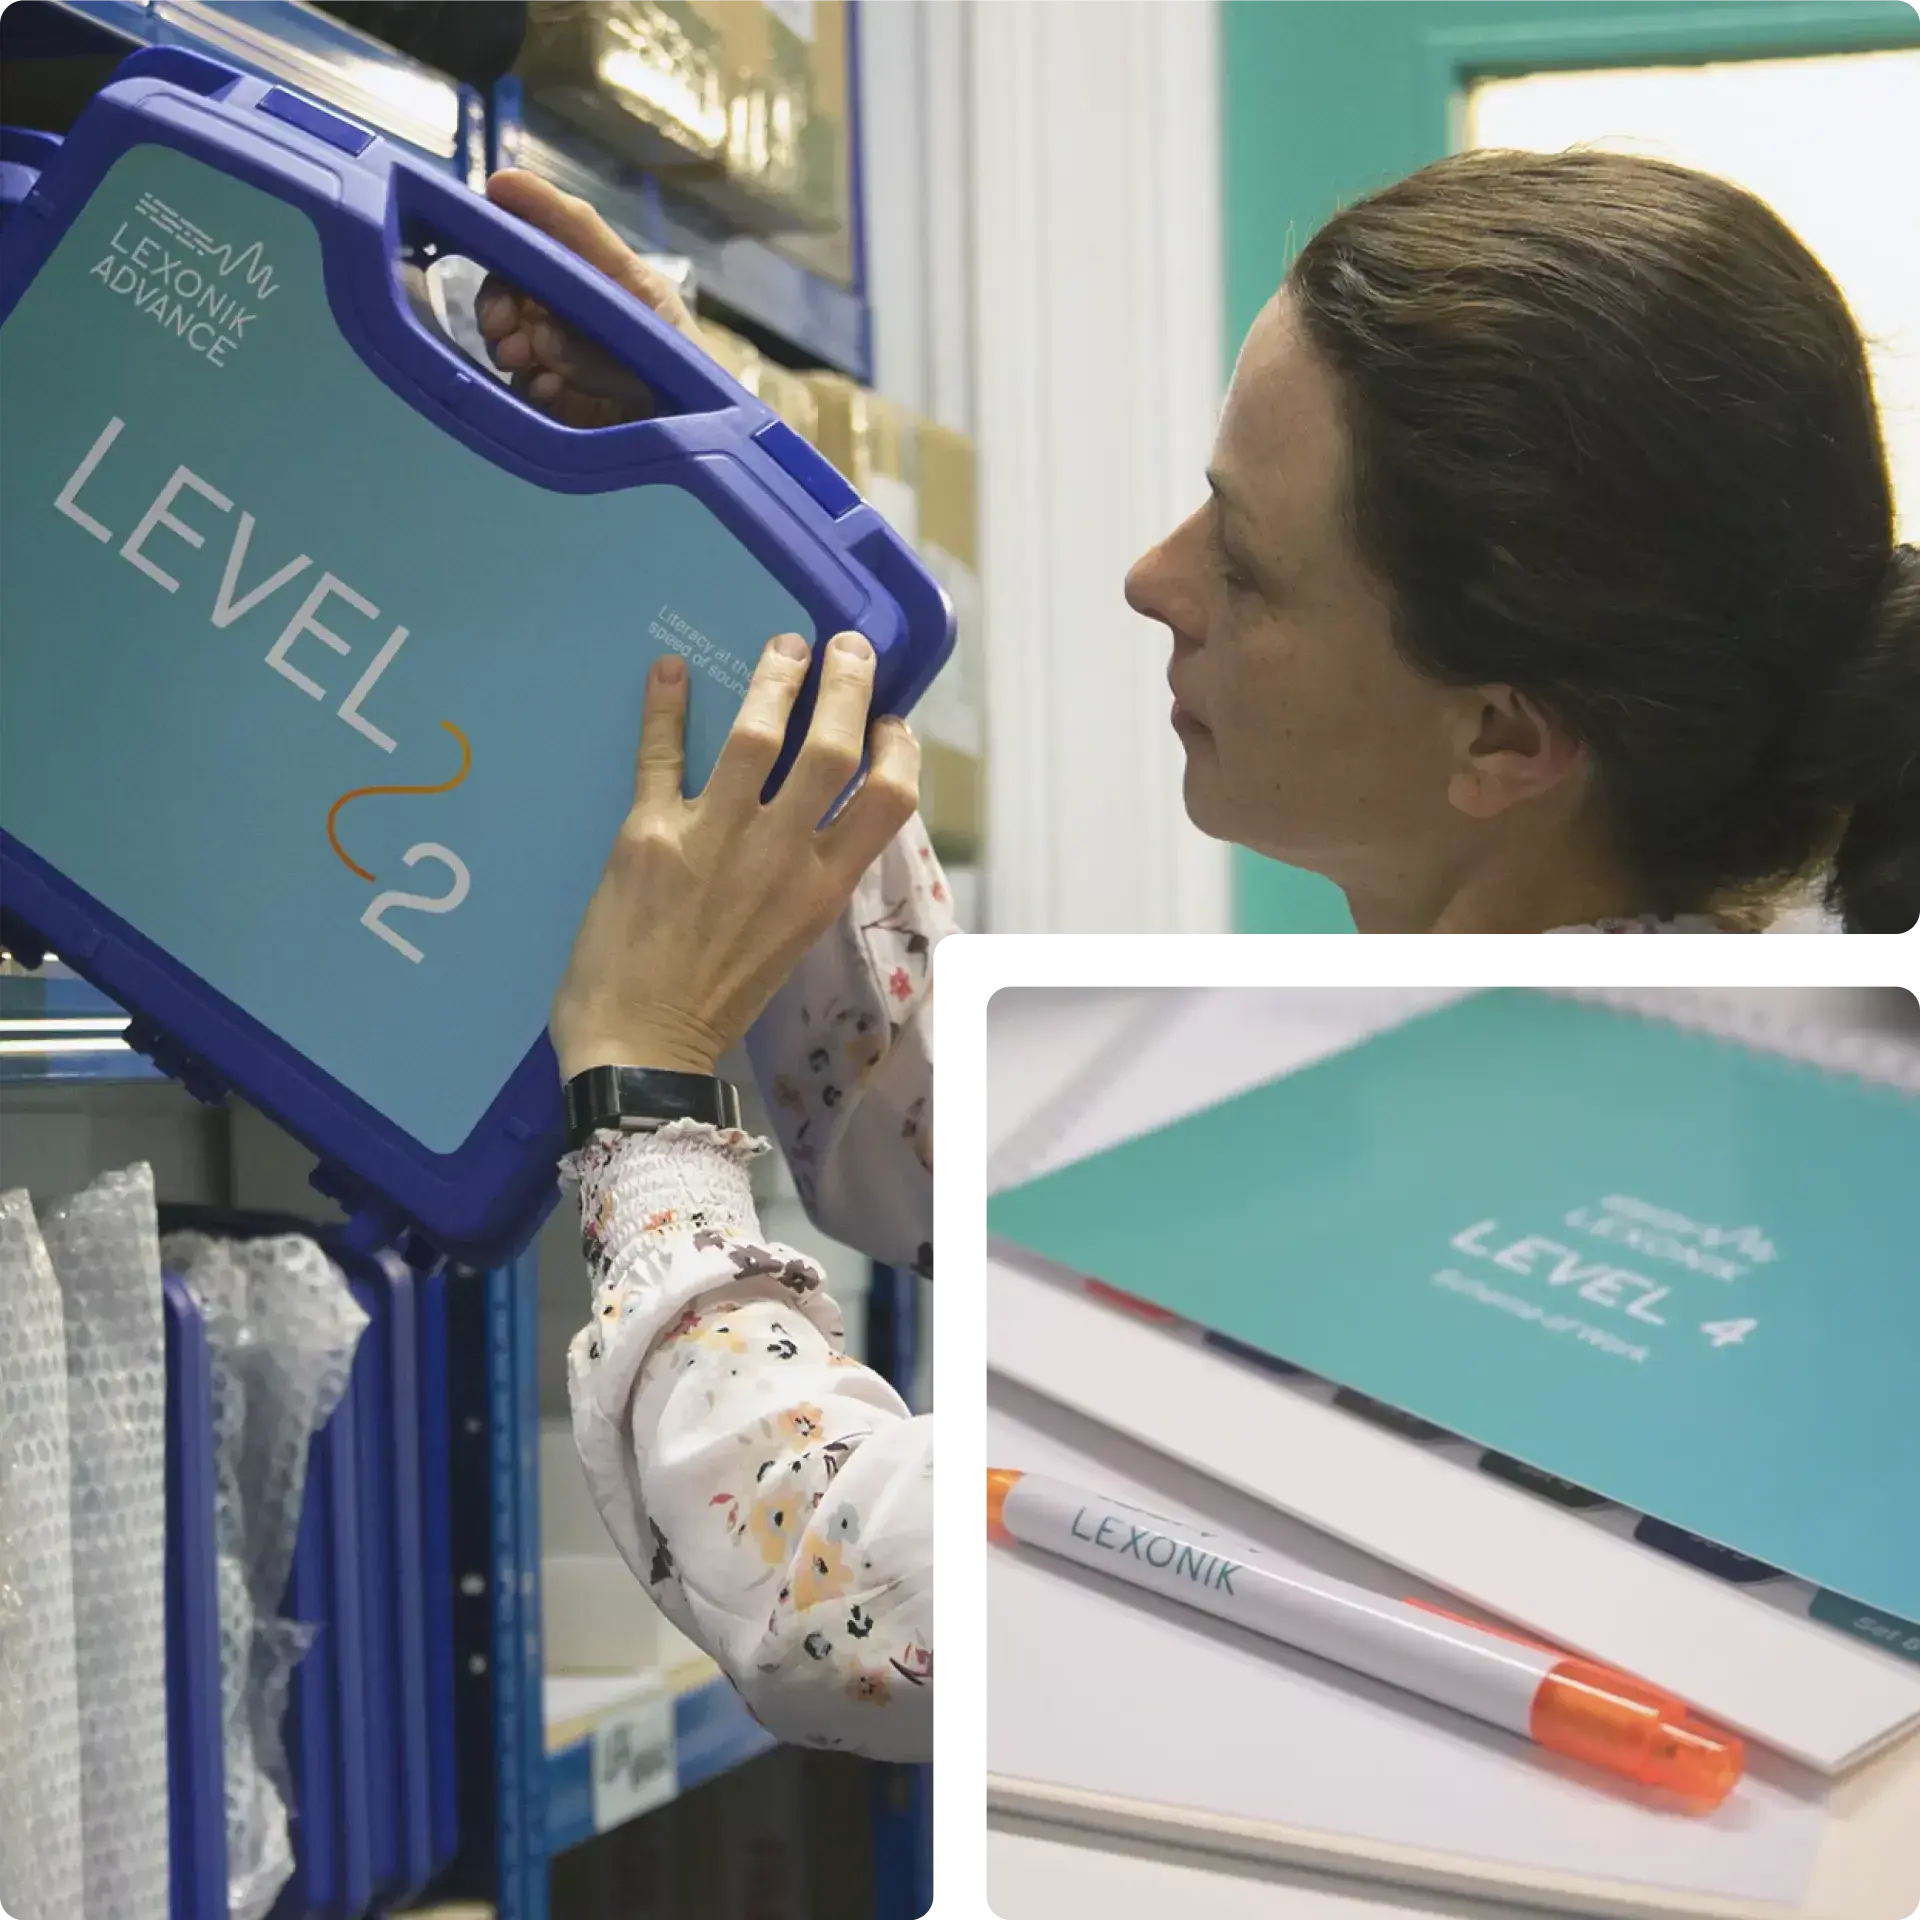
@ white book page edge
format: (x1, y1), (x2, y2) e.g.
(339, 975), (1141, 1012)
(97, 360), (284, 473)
(988, 1255), (1920, 1776)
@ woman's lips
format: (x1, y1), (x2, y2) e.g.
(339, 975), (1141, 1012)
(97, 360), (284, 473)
(1170, 685), (1211, 735)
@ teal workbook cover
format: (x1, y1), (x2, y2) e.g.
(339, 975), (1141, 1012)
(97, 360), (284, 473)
(987, 992), (1920, 1622)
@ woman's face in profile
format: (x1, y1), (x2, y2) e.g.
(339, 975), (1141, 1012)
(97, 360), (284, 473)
(1125, 293), (1476, 882)
(1121, 289), (1451, 871)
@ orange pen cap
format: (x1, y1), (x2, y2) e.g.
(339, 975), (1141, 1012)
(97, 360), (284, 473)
(1406, 1596), (1744, 1811)
(1531, 1660), (1744, 1811)
(987, 1468), (1024, 1545)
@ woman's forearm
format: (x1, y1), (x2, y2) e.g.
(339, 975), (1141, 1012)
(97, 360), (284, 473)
(564, 1123), (933, 1760)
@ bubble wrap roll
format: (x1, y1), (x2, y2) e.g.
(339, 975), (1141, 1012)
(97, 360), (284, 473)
(40, 1164), (169, 1920)
(0, 1189), (84, 1920)
(163, 1233), (367, 1920)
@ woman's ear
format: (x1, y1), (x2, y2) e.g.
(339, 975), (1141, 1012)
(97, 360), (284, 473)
(1446, 685), (1587, 820)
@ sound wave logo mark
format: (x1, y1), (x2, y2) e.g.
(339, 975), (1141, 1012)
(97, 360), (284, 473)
(134, 191), (280, 300)
(327, 721), (473, 881)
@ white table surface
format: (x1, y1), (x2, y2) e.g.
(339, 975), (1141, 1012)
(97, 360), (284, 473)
(983, 983), (1920, 1920)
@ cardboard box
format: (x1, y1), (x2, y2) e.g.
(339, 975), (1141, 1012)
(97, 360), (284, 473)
(681, 0), (850, 250)
(801, 378), (986, 860)
(913, 424), (986, 862)
(515, 2), (730, 172)
(802, 374), (918, 536)
(920, 739), (984, 866)
(798, 369), (863, 481)
(694, 318), (764, 393)
(753, 360), (820, 443)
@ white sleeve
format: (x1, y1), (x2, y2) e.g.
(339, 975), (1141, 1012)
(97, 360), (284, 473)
(744, 814), (954, 1277)
(564, 1122), (932, 1762)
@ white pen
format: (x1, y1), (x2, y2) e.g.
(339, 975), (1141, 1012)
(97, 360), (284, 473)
(988, 1467), (1744, 1810)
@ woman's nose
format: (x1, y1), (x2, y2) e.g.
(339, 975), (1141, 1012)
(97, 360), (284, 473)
(1125, 540), (1170, 622)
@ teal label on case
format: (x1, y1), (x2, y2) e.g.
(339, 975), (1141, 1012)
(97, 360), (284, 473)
(989, 992), (1920, 1620)
(1, 144), (809, 1151)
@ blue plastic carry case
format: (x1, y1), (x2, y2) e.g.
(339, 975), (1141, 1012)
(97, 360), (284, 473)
(0, 47), (953, 1266)
(163, 1269), (231, 1920)
(0, 128), (60, 230)
(344, 1257), (434, 1904)
(278, 1374), (374, 1919)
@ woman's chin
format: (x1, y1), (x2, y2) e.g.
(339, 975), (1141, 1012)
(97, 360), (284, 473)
(1179, 759), (1234, 841)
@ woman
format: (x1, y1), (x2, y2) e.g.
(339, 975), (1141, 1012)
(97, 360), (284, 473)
(1127, 149), (1919, 934)
(476, 175), (947, 1762)
(493, 151), (1919, 937)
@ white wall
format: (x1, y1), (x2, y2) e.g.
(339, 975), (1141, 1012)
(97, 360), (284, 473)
(861, 0), (1233, 934)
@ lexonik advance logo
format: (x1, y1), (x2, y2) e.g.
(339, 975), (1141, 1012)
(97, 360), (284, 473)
(87, 189), (280, 368)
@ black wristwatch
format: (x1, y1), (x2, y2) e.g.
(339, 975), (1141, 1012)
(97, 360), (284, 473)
(563, 1064), (742, 1152)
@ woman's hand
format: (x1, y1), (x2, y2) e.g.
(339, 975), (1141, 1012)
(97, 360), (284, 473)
(551, 632), (921, 1084)
(476, 169), (698, 426)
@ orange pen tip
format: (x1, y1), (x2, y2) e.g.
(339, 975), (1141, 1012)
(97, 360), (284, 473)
(987, 1467), (1024, 1545)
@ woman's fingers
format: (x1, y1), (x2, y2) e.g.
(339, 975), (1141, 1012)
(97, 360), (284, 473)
(782, 631), (877, 820)
(633, 653), (691, 814)
(704, 634), (814, 813)
(528, 315), (659, 418)
(820, 716), (921, 878)
(475, 274), (519, 342)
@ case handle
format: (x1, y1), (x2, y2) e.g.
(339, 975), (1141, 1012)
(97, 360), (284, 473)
(354, 158), (748, 459)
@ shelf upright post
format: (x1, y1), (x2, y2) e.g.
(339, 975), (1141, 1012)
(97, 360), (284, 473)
(865, 1261), (933, 1918)
(486, 1250), (550, 1919)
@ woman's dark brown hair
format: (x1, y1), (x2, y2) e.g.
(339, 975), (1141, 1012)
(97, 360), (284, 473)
(1288, 148), (1920, 932)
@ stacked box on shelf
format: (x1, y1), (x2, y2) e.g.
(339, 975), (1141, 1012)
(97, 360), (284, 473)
(686, 0), (853, 263)
(489, 44), (870, 378)
(804, 373), (985, 867)
(512, 2), (728, 174)
(912, 423), (986, 870)
(693, 316), (819, 444)
(754, 356), (819, 443)
(512, 2), (852, 259)
(696, 316), (763, 391)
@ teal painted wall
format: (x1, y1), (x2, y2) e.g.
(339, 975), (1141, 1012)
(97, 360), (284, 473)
(1221, 0), (1920, 931)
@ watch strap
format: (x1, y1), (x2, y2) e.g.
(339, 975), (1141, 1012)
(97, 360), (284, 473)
(564, 1064), (742, 1151)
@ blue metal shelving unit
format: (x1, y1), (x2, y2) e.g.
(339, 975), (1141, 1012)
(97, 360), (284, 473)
(866, 1267), (934, 1918)
(0, 965), (164, 1083)
(1, 0), (487, 182)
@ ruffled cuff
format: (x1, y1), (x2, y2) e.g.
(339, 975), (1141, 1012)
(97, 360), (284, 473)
(562, 1119), (770, 1277)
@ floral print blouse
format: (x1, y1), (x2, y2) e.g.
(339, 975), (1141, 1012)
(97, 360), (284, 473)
(1550, 908), (1842, 933)
(564, 815), (952, 1763)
